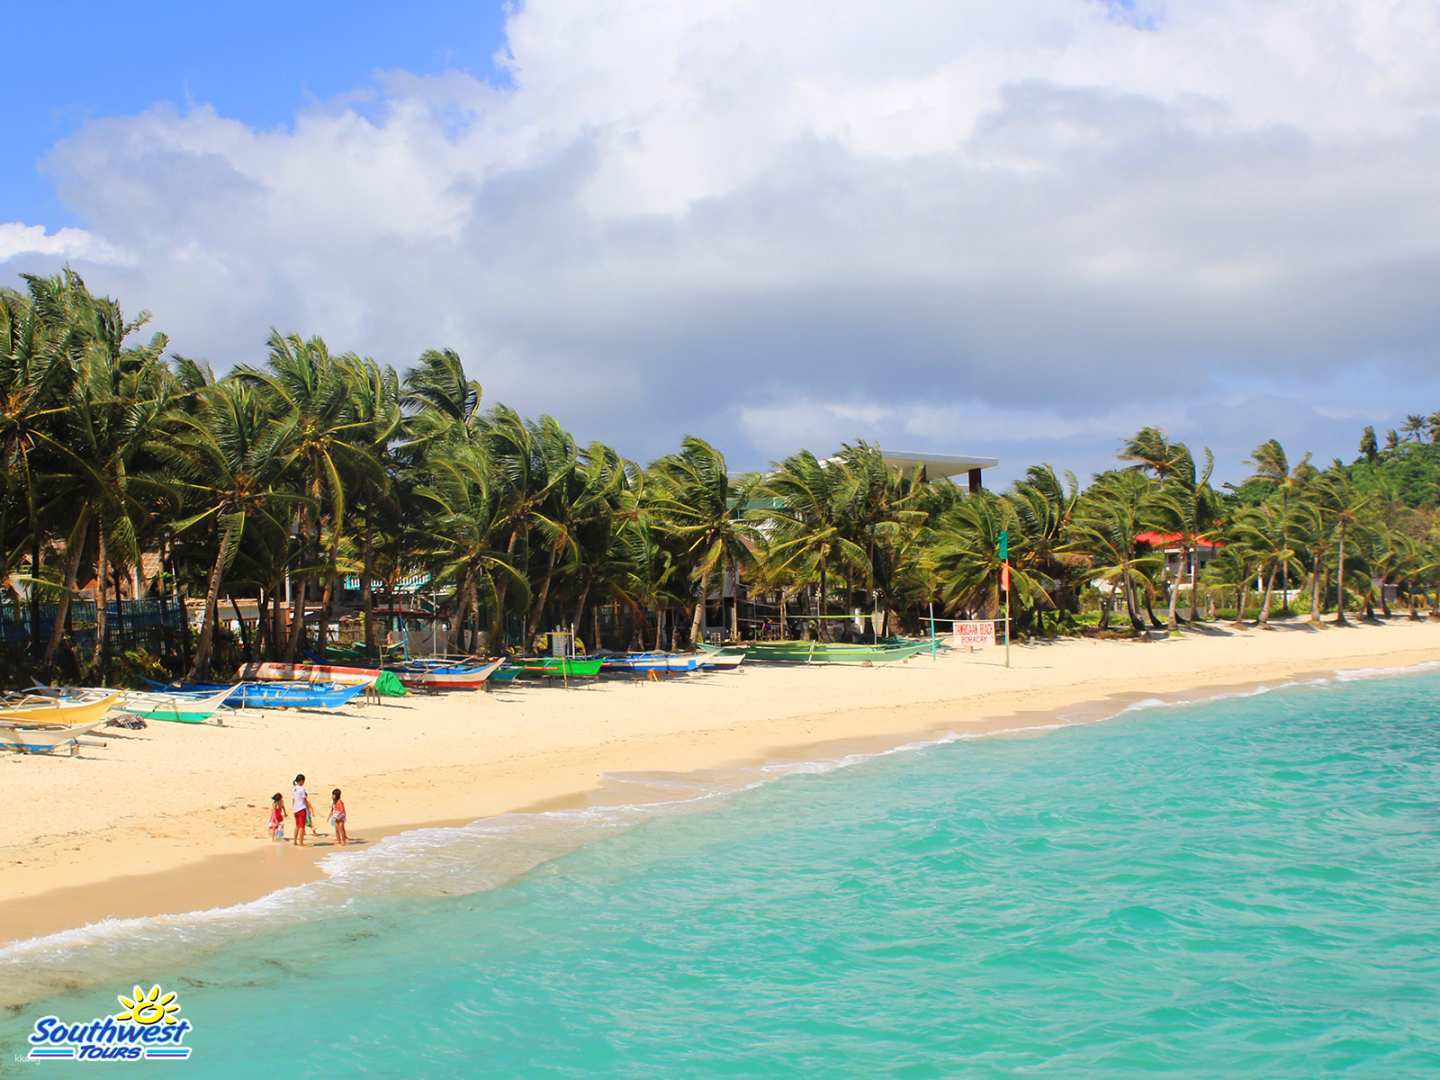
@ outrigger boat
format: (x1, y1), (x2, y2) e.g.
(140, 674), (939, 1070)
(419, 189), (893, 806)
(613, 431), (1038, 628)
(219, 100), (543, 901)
(238, 662), (380, 687)
(0, 717), (112, 755)
(516, 656), (604, 679)
(118, 685), (238, 724)
(391, 657), (504, 690)
(599, 653), (702, 674)
(696, 651), (745, 670)
(0, 691), (122, 729)
(699, 640), (933, 664)
(143, 680), (365, 710)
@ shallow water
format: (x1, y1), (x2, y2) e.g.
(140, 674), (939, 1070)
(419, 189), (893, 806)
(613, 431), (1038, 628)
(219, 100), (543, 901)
(5, 669), (1440, 1076)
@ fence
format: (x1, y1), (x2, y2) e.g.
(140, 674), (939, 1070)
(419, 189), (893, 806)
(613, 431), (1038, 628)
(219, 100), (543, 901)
(0, 599), (187, 659)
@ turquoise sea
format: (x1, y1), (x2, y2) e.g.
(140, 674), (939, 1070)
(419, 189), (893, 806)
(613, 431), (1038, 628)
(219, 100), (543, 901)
(4, 665), (1440, 1076)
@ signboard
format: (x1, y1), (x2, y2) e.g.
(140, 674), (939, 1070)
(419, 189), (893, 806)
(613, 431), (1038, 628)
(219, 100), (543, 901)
(951, 620), (996, 650)
(998, 530), (1008, 560)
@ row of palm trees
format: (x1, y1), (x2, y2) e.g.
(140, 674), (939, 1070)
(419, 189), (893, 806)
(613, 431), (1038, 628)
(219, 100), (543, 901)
(3, 271), (1438, 681)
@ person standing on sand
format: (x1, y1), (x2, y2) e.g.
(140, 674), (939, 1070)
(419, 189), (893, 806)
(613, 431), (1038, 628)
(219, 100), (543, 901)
(292, 774), (314, 847)
(329, 788), (348, 846)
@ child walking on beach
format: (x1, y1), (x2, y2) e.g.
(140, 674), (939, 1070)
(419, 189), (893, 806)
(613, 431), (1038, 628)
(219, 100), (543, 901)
(329, 788), (348, 846)
(292, 774), (313, 847)
(267, 793), (285, 841)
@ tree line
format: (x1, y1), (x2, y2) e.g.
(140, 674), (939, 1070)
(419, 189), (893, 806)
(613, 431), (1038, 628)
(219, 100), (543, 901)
(2, 270), (1438, 682)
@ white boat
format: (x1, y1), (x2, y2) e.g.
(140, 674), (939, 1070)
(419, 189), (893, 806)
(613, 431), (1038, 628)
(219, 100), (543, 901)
(697, 652), (745, 670)
(0, 717), (111, 755)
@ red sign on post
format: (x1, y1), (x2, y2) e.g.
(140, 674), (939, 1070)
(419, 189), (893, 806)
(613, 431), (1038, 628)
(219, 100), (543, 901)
(1001, 563), (1010, 592)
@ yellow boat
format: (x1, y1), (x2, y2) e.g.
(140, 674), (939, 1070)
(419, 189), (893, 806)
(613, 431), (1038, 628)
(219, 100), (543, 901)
(0, 692), (122, 729)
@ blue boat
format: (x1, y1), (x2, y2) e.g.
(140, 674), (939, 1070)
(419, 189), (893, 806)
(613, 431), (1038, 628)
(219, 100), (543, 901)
(142, 679), (364, 709)
(599, 653), (701, 674)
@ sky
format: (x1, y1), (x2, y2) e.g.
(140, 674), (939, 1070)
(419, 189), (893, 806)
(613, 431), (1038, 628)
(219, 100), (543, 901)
(3, 0), (1438, 485)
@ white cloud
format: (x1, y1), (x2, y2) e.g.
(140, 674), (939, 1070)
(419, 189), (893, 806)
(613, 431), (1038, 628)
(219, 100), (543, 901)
(0, 223), (129, 265)
(6, 0), (1440, 480)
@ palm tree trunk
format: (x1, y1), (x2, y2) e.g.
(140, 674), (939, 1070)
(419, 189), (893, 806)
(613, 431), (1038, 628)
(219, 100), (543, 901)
(92, 522), (108, 674)
(655, 605), (665, 651)
(256, 590), (270, 658)
(1231, 571), (1248, 628)
(778, 591), (788, 640)
(571, 580), (591, 647)
(43, 509), (91, 669)
(1257, 565), (1277, 626)
(1098, 587), (1112, 631)
(1121, 568), (1144, 632)
(469, 587), (482, 654)
(1187, 542), (1200, 623)
(230, 595), (253, 660)
(29, 528), (42, 662)
(271, 578), (286, 661)
(189, 526), (233, 679)
(689, 568), (711, 644)
(490, 528), (522, 645)
(285, 576), (307, 660)
(1309, 552), (1324, 624)
(728, 554), (740, 641)
(1165, 557), (1180, 630)
(448, 569), (473, 653)
(1334, 524), (1348, 625)
(818, 561), (830, 642)
(526, 546), (559, 643)
(591, 603), (601, 654)
(361, 528), (377, 656)
(318, 573), (337, 652)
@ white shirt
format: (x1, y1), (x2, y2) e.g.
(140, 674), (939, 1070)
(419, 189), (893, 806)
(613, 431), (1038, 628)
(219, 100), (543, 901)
(292, 784), (308, 814)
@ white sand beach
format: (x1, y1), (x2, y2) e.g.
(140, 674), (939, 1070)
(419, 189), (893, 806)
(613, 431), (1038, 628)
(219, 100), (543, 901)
(1, 619), (1436, 945)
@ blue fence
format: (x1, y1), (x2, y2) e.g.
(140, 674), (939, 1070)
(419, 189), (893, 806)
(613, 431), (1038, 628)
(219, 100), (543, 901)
(0, 599), (186, 656)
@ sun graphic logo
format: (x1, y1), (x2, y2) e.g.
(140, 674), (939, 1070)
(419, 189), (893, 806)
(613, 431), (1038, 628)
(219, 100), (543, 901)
(115, 985), (183, 1027)
(27, 982), (194, 1062)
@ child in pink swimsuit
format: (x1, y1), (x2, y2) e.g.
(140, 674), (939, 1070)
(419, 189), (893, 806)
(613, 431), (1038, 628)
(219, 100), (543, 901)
(266, 793), (285, 841)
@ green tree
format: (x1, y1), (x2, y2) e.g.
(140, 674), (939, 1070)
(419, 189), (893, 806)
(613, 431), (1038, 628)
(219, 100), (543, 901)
(649, 436), (759, 643)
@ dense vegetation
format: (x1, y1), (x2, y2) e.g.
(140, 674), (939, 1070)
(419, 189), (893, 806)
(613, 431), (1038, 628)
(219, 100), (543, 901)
(3, 271), (1438, 682)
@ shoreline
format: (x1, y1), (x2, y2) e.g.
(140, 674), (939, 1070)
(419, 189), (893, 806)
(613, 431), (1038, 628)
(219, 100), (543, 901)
(1, 620), (1436, 952)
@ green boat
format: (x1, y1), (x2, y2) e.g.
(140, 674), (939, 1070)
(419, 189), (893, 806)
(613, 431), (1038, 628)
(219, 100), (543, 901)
(718, 640), (934, 664)
(118, 685), (237, 724)
(517, 656), (604, 678)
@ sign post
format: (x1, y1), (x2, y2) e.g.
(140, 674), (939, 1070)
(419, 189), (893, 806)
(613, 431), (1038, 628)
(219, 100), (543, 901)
(998, 530), (1011, 669)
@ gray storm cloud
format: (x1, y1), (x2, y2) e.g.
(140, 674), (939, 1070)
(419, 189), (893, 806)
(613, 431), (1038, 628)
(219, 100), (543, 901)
(3, 0), (1440, 481)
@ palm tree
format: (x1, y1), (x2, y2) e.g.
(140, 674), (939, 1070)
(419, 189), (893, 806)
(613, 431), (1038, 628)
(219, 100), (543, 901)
(929, 491), (1051, 624)
(833, 442), (930, 638)
(153, 376), (306, 677)
(1309, 468), (1372, 626)
(1246, 439), (1313, 616)
(413, 441), (526, 654)
(237, 333), (387, 657)
(750, 450), (862, 642)
(1065, 470), (1164, 632)
(1401, 414), (1426, 442)
(0, 278), (79, 658)
(1149, 445), (1220, 629)
(649, 436), (759, 643)
(34, 284), (171, 674)
(1120, 426), (1188, 482)
(1230, 503), (1298, 627)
